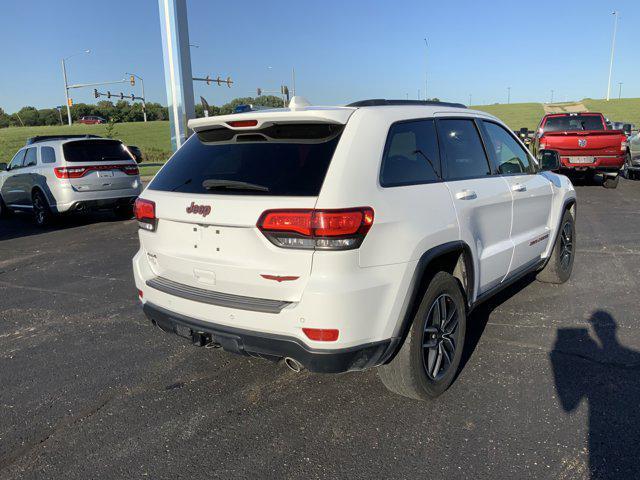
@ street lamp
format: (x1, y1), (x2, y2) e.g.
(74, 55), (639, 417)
(126, 72), (147, 122)
(423, 37), (428, 100)
(62, 49), (90, 125)
(606, 11), (619, 101)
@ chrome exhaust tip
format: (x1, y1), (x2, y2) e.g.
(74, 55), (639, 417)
(283, 357), (304, 373)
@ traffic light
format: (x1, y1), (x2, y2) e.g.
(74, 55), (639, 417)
(216, 76), (221, 86)
(119, 92), (124, 100)
(67, 98), (73, 107)
(130, 75), (135, 86)
(206, 75), (211, 85)
(257, 88), (262, 96)
(131, 93), (135, 101)
(94, 89), (99, 99)
(226, 76), (232, 88)
(107, 91), (111, 99)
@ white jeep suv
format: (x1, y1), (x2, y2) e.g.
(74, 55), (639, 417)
(132, 99), (576, 400)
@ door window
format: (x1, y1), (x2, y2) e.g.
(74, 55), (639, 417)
(8, 150), (26, 170)
(380, 119), (441, 186)
(23, 148), (38, 167)
(482, 121), (534, 174)
(437, 119), (491, 180)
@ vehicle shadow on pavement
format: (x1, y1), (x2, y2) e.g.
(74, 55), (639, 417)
(0, 211), (127, 241)
(550, 311), (640, 480)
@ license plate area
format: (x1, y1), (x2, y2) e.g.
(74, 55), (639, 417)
(568, 156), (595, 164)
(97, 170), (115, 177)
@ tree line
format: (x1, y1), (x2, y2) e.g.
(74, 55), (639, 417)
(0, 95), (286, 128)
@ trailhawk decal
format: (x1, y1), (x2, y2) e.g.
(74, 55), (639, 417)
(529, 233), (550, 246)
(186, 202), (212, 217)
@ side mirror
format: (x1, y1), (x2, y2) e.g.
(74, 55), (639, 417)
(0, 162), (7, 171)
(538, 150), (560, 171)
(623, 124), (632, 135)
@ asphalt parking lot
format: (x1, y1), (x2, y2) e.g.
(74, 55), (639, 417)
(1, 179), (639, 480)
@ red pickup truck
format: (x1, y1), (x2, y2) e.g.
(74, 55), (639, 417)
(532, 112), (627, 188)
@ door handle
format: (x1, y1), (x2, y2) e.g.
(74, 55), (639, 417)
(455, 189), (477, 200)
(511, 183), (527, 192)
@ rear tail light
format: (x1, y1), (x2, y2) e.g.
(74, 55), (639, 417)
(621, 141), (627, 151)
(257, 207), (374, 250)
(54, 164), (139, 178)
(54, 167), (87, 178)
(134, 198), (156, 231)
(302, 328), (339, 342)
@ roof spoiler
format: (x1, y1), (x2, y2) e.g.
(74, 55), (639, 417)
(347, 99), (467, 108)
(26, 134), (103, 145)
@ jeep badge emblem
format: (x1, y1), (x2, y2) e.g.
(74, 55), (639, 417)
(186, 202), (212, 217)
(578, 139), (587, 147)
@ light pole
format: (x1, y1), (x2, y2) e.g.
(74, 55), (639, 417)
(606, 11), (619, 101)
(423, 38), (428, 100)
(61, 49), (90, 125)
(550, 89), (554, 103)
(469, 94), (472, 106)
(507, 87), (511, 104)
(618, 82), (623, 100)
(126, 72), (147, 122)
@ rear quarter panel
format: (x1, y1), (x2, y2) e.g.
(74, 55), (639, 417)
(316, 108), (459, 268)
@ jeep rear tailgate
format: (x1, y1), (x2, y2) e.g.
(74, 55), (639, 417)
(139, 120), (346, 303)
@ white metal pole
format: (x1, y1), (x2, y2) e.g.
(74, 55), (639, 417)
(423, 38), (428, 100)
(62, 59), (72, 126)
(140, 76), (147, 122)
(606, 11), (618, 102)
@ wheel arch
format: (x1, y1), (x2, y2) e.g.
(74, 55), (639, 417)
(380, 241), (475, 365)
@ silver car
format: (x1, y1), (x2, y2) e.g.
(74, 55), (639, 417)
(0, 135), (143, 226)
(625, 129), (640, 180)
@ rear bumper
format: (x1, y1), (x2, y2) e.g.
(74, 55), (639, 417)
(61, 196), (137, 213)
(142, 302), (393, 373)
(560, 154), (625, 172)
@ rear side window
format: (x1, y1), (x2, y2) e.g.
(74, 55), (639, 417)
(63, 140), (131, 163)
(481, 121), (533, 174)
(380, 119), (441, 187)
(149, 124), (343, 196)
(41, 146), (57, 164)
(437, 119), (491, 180)
(24, 148), (38, 167)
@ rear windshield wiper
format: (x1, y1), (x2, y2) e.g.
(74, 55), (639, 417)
(202, 179), (270, 192)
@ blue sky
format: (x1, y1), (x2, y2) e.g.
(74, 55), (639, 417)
(1, 0), (638, 113)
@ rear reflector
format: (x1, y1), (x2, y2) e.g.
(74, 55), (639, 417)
(303, 328), (339, 342)
(137, 289), (144, 299)
(227, 120), (258, 128)
(134, 198), (156, 231)
(257, 207), (374, 251)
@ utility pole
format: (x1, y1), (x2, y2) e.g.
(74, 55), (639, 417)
(507, 87), (511, 104)
(291, 67), (296, 96)
(469, 94), (472, 106)
(423, 38), (428, 100)
(618, 82), (623, 100)
(550, 89), (554, 103)
(418, 89), (420, 101)
(606, 11), (619, 101)
(61, 50), (90, 126)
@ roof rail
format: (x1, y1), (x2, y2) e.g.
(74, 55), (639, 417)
(25, 134), (103, 145)
(346, 99), (467, 108)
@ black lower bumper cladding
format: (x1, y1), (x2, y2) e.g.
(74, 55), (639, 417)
(142, 302), (391, 373)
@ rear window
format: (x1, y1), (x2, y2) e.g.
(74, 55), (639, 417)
(149, 123), (343, 196)
(63, 140), (131, 163)
(543, 115), (604, 132)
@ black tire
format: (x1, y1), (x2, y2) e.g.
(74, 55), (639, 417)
(378, 271), (467, 401)
(0, 194), (10, 218)
(114, 204), (134, 219)
(32, 190), (54, 227)
(537, 209), (575, 284)
(603, 175), (619, 189)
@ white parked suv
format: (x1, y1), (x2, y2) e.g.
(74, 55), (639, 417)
(0, 135), (142, 226)
(133, 99), (576, 400)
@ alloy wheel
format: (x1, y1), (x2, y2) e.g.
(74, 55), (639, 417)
(33, 195), (45, 225)
(422, 294), (458, 381)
